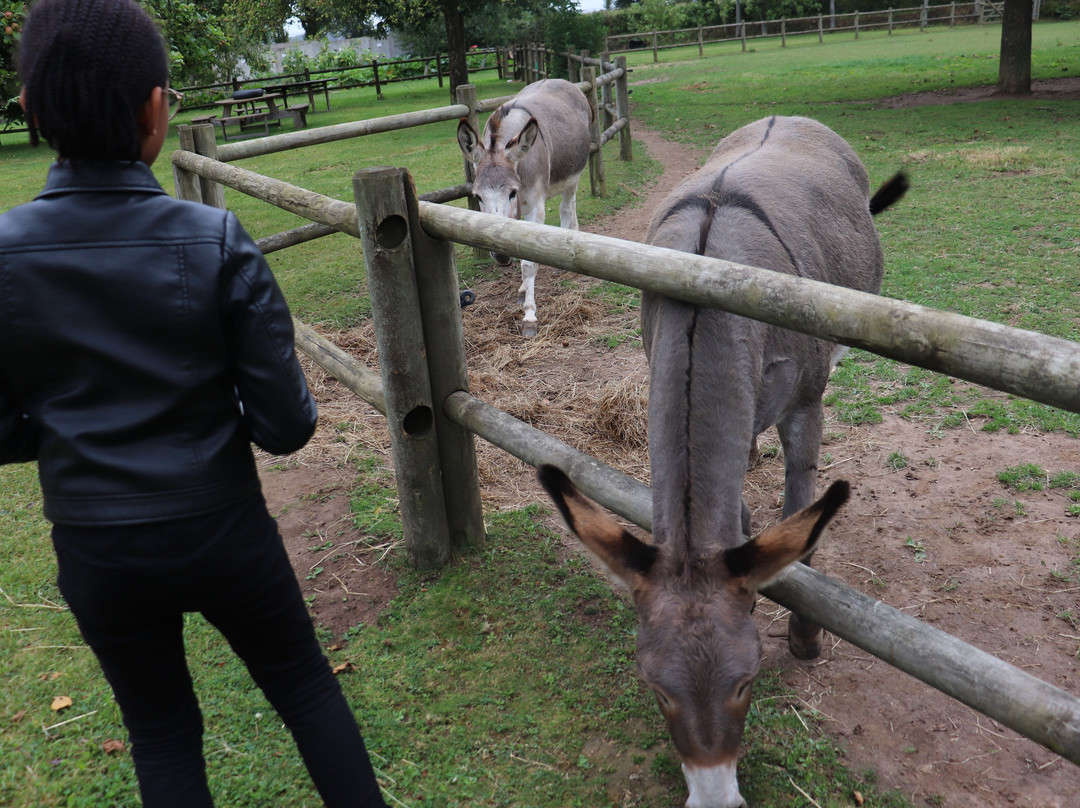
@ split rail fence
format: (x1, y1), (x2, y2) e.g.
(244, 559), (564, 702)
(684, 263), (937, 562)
(171, 69), (1080, 770)
(605, 2), (1004, 60)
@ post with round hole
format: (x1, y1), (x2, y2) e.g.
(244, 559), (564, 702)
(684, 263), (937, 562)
(173, 125), (204, 203)
(189, 123), (226, 209)
(398, 170), (487, 552)
(352, 166), (453, 569)
(615, 56), (633, 162)
(454, 83), (485, 259)
(581, 66), (606, 198)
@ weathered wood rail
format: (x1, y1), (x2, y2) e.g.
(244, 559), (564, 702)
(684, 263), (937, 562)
(171, 116), (1080, 766)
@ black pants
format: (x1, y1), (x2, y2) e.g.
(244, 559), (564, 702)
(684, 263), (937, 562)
(52, 494), (387, 808)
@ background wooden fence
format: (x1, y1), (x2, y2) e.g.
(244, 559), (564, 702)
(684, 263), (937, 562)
(605, 2), (1003, 60)
(176, 47), (511, 113)
(170, 72), (1080, 770)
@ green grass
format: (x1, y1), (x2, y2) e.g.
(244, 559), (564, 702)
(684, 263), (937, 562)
(998, 463), (1080, 516)
(6, 21), (1080, 807)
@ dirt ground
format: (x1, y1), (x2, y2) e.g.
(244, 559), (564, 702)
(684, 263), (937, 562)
(261, 80), (1080, 807)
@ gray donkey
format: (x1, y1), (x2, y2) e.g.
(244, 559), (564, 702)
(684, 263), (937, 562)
(540, 116), (907, 808)
(458, 78), (592, 337)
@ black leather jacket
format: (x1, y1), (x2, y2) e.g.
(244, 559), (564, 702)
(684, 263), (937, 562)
(0, 161), (317, 525)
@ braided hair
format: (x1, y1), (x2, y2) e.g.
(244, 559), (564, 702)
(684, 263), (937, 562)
(18, 0), (168, 161)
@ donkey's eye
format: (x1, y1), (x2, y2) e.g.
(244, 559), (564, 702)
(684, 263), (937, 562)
(735, 677), (754, 703)
(509, 189), (518, 201)
(653, 689), (674, 711)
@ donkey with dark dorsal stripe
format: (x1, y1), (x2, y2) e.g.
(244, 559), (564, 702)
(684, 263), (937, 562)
(539, 116), (906, 808)
(457, 78), (592, 337)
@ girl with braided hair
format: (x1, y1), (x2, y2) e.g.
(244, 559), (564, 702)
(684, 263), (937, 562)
(0, 0), (389, 805)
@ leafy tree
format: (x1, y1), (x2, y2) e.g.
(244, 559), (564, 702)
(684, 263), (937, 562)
(387, 0), (581, 94)
(1, 0), (25, 128)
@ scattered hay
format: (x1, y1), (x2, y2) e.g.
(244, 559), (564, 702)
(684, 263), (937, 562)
(289, 268), (651, 510)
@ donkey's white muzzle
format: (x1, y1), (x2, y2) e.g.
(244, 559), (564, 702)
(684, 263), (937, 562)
(683, 761), (747, 808)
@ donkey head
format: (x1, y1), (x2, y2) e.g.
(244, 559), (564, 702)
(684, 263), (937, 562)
(538, 465), (849, 808)
(457, 116), (542, 266)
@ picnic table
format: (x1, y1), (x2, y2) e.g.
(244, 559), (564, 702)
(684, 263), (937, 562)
(262, 79), (332, 113)
(203, 92), (308, 141)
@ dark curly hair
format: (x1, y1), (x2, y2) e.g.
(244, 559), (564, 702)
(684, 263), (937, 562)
(18, 0), (169, 160)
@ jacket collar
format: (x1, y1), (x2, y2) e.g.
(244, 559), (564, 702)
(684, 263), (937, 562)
(36, 160), (167, 200)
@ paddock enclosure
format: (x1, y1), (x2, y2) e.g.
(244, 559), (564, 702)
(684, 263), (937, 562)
(171, 67), (1080, 779)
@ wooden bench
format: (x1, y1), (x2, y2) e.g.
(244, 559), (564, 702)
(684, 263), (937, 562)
(269, 103), (309, 130)
(212, 112), (272, 141)
(190, 114), (216, 126)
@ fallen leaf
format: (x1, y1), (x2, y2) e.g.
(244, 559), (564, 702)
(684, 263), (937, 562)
(331, 661), (355, 675)
(328, 643), (342, 652)
(853, 791), (864, 806)
(40, 672), (62, 682)
(10, 710), (27, 723)
(50, 696), (73, 712)
(102, 739), (126, 755)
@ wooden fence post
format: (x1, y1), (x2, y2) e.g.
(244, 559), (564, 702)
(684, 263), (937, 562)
(455, 83), (485, 260)
(352, 166), (453, 569)
(651, 31), (658, 62)
(400, 173), (487, 552)
(818, 14), (824, 42)
(600, 53), (614, 135)
(173, 125), (204, 204)
(889, 8), (895, 33)
(782, 18), (787, 46)
(567, 46), (579, 83)
(372, 60), (382, 99)
(698, 26), (704, 57)
(855, 10), (861, 37)
(582, 65), (605, 198)
(189, 123), (225, 209)
(615, 56), (633, 162)
(437, 53), (444, 88)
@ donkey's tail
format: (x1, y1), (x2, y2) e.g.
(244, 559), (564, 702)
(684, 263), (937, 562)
(869, 171), (909, 216)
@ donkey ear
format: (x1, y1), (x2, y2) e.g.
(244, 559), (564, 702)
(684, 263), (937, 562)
(457, 119), (484, 163)
(537, 465), (657, 588)
(722, 480), (850, 591)
(506, 118), (541, 163)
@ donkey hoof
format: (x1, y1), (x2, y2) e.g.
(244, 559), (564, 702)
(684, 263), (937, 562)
(788, 629), (823, 661)
(522, 321), (538, 338)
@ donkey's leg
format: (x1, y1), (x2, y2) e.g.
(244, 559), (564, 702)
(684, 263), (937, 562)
(518, 259), (539, 337)
(558, 177), (581, 231)
(777, 403), (826, 660)
(518, 201), (547, 338)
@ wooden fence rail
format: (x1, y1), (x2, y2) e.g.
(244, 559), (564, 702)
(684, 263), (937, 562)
(417, 204), (1080, 416)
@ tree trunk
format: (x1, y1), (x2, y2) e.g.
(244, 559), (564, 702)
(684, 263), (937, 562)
(998, 0), (1033, 94)
(442, 0), (469, 101)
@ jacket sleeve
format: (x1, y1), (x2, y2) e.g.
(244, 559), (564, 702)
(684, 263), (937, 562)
(220, 213), (318, 455)
(0, 385), (40, 465)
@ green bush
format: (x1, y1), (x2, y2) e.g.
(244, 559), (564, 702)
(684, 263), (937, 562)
(1, 0), (26, 129)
